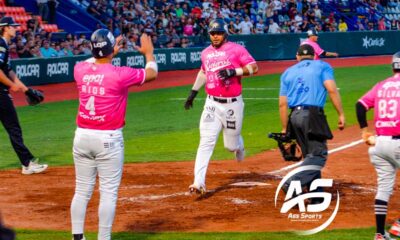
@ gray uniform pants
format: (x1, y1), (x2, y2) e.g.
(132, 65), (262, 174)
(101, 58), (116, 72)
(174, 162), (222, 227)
(286, 108), (328, 190)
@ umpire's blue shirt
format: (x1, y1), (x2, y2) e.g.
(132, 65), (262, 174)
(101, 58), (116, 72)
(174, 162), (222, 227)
(279, 59), (334, 108)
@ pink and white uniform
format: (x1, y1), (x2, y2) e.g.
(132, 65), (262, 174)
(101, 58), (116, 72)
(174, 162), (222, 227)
(301, 39), (324, 60)
(74, 62), (145, 130)
(201, 41), (256, 97)
(71, 61), (145, 240)
(358, 73), (400, 203)
(192, 42), (256, 191)
(359, 73), (400, 136)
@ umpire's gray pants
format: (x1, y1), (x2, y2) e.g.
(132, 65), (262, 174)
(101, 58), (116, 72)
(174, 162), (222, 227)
(285, 109), (328, 190)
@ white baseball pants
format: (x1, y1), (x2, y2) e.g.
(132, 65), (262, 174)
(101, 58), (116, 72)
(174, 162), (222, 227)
(369, 136), (400, 202)
(193, 95), (244, 189)
(71, 127), (124, 240)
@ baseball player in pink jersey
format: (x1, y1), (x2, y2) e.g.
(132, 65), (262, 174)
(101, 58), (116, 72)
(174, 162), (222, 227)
(70, 29), (157, 240)
(301, 29), (338, 60)
(184, 19), (258, 195)
(356, 51), (400, 240)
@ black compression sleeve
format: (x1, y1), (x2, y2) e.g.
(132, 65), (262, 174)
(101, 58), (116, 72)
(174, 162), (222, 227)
(321, 51), (327, 57)
(356, 101), (368, 128)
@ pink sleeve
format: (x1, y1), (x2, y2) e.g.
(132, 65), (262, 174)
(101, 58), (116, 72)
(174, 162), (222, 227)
(238, 45), (256, 66)
(359, 84), (379, 110)
(118, 67), (146, 88)
(313, 42), (324, 56)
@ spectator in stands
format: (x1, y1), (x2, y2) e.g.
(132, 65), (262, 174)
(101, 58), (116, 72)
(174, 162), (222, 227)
(300, 18), (311, 32)
(40, 39), (58, 57)
(152, 35), (162, 48)
(80, 40), (91, 55)
(268, 19), (281, 33)
(48, 0), (59, 24)
(354, 18), (366, 31)
(378, 17), (386, 30)
(238, 16), (254, 34)
(227, 20), (238, 34)
(180, 37), (192, 48)
(9, 43), (18, 59)
(126, 34), (138, 50)
(26, 16), (40, 34)
(17, 40), (34, 58)
(183, 18), (195, 36)
(255, 18), (267, 34)
(30, 45), (42, 58)
(37, 0), (49, 22)
(338, 18), (348, 32)
(390, 19), (399, 30)
(314, 5), (322, 19)
(367, 21), (376, 30)
(258, 0), (268, 15)
(294, 12), (303, 26)
(57, 40), (73, 56)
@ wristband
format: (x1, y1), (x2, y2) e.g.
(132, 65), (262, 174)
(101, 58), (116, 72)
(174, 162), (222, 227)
(235, 68), (243, 76)
(145, 61), (158, 73)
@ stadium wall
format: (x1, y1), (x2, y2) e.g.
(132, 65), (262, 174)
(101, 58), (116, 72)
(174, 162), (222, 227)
(13, 30), (399, 86)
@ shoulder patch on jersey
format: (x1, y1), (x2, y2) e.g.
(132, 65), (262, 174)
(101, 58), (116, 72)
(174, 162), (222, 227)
(0, 46), (6, 53)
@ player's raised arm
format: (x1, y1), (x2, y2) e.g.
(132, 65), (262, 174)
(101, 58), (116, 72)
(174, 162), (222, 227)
(135, 33), (157, 82)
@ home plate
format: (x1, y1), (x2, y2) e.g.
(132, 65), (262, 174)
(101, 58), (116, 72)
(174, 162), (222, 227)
(229, 182), (270, 187)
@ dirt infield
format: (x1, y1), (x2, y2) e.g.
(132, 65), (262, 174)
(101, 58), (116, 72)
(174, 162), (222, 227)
(1, 55), (399, 233)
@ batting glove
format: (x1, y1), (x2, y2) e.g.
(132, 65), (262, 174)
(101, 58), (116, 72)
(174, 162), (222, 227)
(217, 69), (236, 80)
(184, 90), (198, 110)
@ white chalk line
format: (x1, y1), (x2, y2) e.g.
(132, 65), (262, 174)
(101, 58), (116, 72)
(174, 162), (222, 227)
(268, 139), (364, 175)
(119, 140), (365, 202)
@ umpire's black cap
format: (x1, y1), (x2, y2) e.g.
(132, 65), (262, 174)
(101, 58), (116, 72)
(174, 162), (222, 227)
(297, 44), (315, 56)
(0, 17), (20, 27)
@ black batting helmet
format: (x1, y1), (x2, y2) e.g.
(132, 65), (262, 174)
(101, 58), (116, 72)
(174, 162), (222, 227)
(307, 28), (318, 37)
(208, 19), (226, 34)
(392, 51), (400, 71)
(90, 29), (115, 59)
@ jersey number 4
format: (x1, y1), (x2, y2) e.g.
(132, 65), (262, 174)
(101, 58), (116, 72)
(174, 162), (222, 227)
(85, 96), (96, 116)
(378, 99), (397, 118)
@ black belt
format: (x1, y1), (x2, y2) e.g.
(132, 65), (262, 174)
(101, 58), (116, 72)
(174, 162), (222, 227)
(392, 136), (400, 139)
(208, 95), (237, 103)
(291, 105), (323, 111)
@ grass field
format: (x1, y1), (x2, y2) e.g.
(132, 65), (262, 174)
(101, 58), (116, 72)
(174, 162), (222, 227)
(0, 64), (390, 169)
(0, 64), (393, 239)
(16, 227), (377, 240)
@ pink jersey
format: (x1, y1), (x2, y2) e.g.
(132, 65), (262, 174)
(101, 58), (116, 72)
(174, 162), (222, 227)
(301, 39), (324, 60)
(359, 73), (400, 136)
(74, 62), (145, 130)
(201, 41), (256, 97)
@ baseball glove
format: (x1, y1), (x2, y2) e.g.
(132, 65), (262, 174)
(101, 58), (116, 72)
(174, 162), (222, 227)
(25, 88), (44, 106)
(268, 132), (302, 161)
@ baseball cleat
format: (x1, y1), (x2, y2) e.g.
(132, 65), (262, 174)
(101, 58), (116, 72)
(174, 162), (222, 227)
(235, 149), (245, 162)
(374, 232), (395, 240)
(22, 158), (48, 175)
(189, 184), (206, 196)
(389, 220), (400, 237)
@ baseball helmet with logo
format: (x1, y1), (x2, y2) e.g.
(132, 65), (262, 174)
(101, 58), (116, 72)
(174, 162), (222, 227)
(208, 19), (226, 34)
(307, 28), (318, 37)
(392, 51), (400, 70)
(90, 29), (116, 59)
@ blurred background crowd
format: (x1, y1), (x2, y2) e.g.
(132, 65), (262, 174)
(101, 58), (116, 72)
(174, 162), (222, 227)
(6, 0), (400, 59)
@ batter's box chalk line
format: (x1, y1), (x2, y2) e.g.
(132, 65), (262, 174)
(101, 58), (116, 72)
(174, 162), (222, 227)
(268, 139), (364, 175)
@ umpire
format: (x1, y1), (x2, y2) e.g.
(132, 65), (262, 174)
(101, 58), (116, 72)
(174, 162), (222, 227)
(279, 44), (345, 198)
(0, 17), (47, 174)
